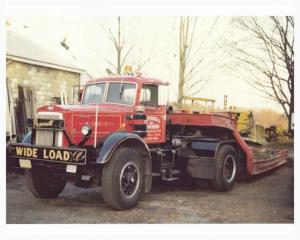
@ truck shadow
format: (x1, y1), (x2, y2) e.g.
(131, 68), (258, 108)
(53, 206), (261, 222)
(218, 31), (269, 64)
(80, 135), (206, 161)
(240, 163), (292, 182)
(150, 163), (291, 194)
(151, 177), (204, 193)
(24, 163), (292, 207)
(51, 184), (104, 206)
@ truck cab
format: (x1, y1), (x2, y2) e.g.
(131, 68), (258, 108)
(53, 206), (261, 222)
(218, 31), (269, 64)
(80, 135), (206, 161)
(31, 76), (168, 147)
(79, 76), (168, 144)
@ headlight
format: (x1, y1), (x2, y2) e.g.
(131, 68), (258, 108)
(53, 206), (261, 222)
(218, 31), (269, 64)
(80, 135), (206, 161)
(81, 125), (92, 136)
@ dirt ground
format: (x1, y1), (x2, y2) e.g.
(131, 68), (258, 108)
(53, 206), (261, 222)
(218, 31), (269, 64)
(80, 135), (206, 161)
(6, 145), (294, 224)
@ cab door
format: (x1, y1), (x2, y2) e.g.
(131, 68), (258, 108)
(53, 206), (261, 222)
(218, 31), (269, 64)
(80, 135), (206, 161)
(139, 84), (166, 144)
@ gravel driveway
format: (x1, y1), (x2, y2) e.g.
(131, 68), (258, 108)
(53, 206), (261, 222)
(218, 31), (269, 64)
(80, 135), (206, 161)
(6, 148), (293, 224)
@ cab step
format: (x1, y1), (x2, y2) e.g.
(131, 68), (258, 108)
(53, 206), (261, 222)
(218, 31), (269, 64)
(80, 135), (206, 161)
(152, 173), (161, 177)
(161, 169), (181, 181)
(162, 177), (180, 182)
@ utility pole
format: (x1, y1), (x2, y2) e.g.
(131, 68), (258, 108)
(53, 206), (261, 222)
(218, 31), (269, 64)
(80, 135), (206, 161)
(178, 17), (189, 108)
(117, 16), (122, 74)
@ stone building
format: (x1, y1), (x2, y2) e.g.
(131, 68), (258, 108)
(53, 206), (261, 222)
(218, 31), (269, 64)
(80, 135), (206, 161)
(6, 31), (87, 141)
(6, 31), (85, 108)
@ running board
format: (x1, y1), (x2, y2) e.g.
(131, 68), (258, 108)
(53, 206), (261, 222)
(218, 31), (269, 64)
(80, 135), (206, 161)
(162, 170), (181, 181)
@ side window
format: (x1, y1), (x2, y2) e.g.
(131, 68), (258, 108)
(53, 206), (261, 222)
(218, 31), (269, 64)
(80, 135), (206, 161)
(140, 84), (158, 106)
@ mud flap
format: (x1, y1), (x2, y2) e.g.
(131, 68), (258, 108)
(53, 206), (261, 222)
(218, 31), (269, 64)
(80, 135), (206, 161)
(187, 156), (215, 179)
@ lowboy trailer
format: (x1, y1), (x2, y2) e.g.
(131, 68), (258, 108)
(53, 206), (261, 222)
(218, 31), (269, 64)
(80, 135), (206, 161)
(7, 75), (288, 210)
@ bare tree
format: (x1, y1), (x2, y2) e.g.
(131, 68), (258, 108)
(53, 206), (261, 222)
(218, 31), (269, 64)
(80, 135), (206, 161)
(177, 17), (226, 107)
(99, 17), (152, 75)
(231, 17), (294, 133)
(99, 17), (127, 74)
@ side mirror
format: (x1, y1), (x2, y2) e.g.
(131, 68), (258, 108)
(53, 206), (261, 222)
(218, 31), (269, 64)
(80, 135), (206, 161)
(72, 85), (84, 104)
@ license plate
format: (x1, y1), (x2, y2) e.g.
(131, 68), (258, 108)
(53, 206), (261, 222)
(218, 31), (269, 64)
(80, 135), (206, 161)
(66, 165), (77, 173)
(19, 159), (32, 169)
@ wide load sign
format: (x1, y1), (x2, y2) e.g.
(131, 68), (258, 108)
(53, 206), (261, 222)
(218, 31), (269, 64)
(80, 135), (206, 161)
(8, 144), (87, 165)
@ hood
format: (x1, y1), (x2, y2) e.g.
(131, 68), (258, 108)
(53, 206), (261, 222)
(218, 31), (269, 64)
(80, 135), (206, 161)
(36, 103), (132, 146)
(37, 103), (133, 115)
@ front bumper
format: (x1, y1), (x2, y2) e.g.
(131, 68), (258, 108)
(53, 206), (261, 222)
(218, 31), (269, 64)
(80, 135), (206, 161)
(7, 143), (87, 166)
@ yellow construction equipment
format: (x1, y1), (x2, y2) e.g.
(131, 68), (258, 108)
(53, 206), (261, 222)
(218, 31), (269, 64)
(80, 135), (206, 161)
(182, 96), (216, 113)
(225, 106), (265, 145)
(182, 96), (268, 145)
(265, 124), (289, 142)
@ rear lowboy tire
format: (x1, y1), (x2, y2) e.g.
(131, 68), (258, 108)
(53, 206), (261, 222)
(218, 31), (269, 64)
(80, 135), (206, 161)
(25, 166), (66, 199)
(211, 145), (237, 191)
(101, 147), (144, 210)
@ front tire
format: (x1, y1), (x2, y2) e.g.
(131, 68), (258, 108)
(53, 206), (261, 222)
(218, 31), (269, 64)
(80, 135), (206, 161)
(211, 145), (237, 191)
(25, 166), (66, 198)
(101, 147), (144, 210)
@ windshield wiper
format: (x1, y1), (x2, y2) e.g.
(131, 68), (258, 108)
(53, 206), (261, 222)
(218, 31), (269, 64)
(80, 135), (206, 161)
(119, 79), (124, 99)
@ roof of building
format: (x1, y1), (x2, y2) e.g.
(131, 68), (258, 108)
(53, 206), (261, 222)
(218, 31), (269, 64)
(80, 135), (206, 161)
(6, 31), (85, 73)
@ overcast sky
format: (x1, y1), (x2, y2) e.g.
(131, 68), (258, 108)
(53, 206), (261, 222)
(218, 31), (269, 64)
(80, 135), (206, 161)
(6, 16), (285, 113)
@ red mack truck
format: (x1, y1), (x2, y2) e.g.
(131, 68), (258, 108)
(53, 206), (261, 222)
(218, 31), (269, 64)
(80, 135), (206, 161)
(7, 75), (288, 210)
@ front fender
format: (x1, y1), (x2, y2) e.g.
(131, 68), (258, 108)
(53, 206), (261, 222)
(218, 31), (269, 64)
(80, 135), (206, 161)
(96, 132), (150, 164)
(96, 132), (152, 193)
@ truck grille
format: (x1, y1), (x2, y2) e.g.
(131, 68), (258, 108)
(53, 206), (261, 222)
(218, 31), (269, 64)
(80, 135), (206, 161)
(36, 112), (63, 146)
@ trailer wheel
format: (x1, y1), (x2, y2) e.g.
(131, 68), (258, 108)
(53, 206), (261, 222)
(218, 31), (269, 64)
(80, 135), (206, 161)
(25, 166), (66, 198)
(101, 147), (144, 210)
(211, 145), (237, 191)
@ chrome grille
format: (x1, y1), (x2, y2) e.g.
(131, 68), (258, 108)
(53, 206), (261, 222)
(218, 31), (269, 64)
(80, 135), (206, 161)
(36, 112), (63, 146)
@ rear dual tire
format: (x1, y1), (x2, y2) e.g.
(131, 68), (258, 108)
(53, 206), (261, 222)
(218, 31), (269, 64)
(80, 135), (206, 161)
(194, 145), (237, 191)
(211, 145), (237, 191)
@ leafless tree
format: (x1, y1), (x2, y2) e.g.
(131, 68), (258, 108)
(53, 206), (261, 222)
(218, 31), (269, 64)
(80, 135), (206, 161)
(99, 17), (127, 74)
(230, 17), (294, 133)
(177, 17), (226, 107)
(99, 17), (151, 75)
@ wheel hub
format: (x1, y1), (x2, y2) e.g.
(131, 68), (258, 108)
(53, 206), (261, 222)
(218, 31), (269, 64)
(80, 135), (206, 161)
(223, 155), (236, 183)
(120, 163), (139, 197)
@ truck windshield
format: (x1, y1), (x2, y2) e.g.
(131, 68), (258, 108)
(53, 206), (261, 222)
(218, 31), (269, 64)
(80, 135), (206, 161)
(82, 83), (105, 104)
(106, 82), (136, 105)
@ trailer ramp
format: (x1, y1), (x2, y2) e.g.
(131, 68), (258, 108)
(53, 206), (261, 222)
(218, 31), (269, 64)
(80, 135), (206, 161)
(251, 147), (288, 175)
